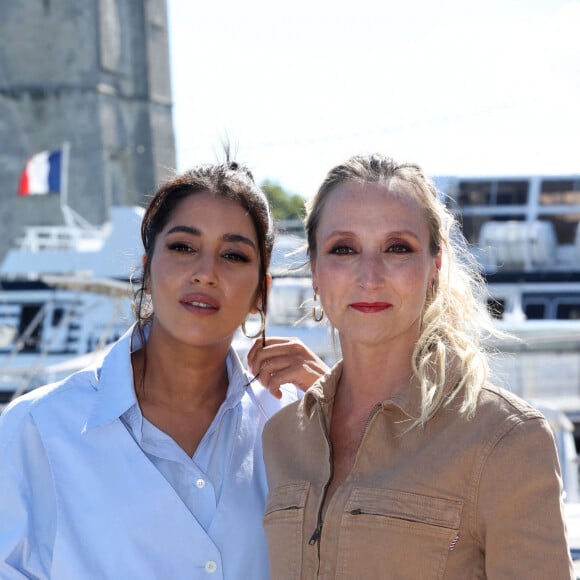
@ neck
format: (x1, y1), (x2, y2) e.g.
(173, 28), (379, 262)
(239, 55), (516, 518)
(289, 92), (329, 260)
(132, 325), (232, 411)
(337, 339), (415, 405)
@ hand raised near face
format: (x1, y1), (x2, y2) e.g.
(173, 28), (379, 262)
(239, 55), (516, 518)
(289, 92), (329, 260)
(246, 337), (330, 399)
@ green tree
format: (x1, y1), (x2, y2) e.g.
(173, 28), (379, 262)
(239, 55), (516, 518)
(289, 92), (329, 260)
(261, 180), (305, 221)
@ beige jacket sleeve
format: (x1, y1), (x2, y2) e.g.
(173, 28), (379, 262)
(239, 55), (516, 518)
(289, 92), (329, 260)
(475, 416), (574, 579)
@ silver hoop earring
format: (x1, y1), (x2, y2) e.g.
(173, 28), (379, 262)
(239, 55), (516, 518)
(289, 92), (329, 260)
(312, 291), (324, 323)
(242, 309), (266, 339)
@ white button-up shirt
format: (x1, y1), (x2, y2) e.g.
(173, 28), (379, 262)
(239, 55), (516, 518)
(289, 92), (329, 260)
(0, 324), (298, 579)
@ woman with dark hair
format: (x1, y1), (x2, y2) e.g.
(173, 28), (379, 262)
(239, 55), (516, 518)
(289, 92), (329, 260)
(0, 159), (323, 579)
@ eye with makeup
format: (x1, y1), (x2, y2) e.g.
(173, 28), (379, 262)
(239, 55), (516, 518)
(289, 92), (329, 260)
(386, 242), (413, 254)
(329, 244), (355, 255)
(167, 240), (196, 254)
(222, 249), (252, 264)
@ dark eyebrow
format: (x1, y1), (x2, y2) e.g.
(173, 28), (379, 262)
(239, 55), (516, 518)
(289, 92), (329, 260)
(167, 225), (201, 237)
(166, 226), (257, 251)
(223, 233), (257, 250)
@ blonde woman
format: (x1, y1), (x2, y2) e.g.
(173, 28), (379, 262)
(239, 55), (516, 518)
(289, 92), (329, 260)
(260, 154), (573, 579)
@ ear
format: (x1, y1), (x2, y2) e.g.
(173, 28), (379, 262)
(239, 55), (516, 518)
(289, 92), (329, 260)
(250, 273), (271, 313)
(430, 248), (442, 287)
(435, 247), (442, 271)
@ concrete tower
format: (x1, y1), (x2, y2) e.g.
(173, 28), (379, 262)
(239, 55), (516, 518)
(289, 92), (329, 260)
(0, 0), (175, 258)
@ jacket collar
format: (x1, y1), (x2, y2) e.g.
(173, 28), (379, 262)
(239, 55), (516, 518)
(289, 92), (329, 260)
(303, 357), (461, 422)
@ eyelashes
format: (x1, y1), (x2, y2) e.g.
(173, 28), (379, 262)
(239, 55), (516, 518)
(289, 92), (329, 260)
(329, 245), (354, 255)
(386, 243), (413, 254)
(167, 242), (252, 263)
(222, 252), (251, 263)
(328, 243), (413, 255)
(168, 242), (192, 253)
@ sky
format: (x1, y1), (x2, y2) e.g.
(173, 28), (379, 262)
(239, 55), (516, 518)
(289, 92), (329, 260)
(167, 0), (580, 199)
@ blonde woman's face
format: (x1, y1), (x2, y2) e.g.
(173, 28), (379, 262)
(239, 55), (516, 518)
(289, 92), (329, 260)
(311, 181), (440, 351)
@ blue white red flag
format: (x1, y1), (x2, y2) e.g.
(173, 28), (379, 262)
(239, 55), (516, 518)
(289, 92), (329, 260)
(18, 149), (62, 196)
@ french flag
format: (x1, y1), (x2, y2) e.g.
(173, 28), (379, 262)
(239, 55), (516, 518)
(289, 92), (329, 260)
(18, 149), (62, 196)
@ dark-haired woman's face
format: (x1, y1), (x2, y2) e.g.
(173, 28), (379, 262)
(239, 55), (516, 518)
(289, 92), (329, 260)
(146, 192), (262, 349)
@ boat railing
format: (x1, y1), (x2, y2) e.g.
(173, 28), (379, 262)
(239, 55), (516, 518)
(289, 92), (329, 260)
(15, 224), (107, 253)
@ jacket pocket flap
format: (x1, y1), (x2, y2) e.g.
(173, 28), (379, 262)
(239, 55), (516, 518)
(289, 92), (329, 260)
(265, 481), (310, 515)
(345, 487), (462, 529)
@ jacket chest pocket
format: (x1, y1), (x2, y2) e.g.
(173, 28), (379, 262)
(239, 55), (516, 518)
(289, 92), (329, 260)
(263, 481), (310, 580)
(336, 487), (463, 580)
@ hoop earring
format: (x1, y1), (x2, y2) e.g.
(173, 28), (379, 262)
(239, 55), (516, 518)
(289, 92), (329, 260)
(242, 309), (266, 339)
(312, 291), (324, 322)
(427, 279), (439, 301)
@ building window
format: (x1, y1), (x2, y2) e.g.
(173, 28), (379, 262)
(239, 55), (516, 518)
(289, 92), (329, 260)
(495, 180), (528, 205)
(457, 179), (528, 207)
(556, 301), (580, 320)
(458, 181), (492, 207)
(540, 179), (580, 206)
(523, 300), (547, 320)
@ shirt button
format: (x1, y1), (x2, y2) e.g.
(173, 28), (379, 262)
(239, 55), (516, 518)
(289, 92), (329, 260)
(196, 478), (206, 489)
(205, 560), (217, 573)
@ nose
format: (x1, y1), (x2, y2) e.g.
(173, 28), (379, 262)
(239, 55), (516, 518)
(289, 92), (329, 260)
(191, 253), (218, 286)
(356, 253), (384, 289)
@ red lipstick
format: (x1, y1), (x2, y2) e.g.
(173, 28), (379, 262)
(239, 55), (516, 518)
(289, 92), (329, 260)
(350, 302), (391, 313)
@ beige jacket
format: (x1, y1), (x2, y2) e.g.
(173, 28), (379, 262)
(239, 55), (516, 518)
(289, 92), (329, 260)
(262, 362), (573, 579)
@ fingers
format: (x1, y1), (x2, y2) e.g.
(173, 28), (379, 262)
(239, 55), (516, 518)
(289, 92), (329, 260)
(248, 337), (325, 372)
(259, 363), (327, 397)
(247, 337), (315, 377)
(246, 337), (331, 398)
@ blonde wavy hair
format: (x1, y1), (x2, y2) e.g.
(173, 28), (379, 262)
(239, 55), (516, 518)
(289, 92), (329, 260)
(305, 153), (502, 427)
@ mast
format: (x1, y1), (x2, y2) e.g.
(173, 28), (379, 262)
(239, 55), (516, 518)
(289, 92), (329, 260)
(59, 142), (93, 229)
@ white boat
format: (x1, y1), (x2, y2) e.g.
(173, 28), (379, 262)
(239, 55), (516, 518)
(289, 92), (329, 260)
(435, 174), (580, 321)
(0, 206), (144, 406)
(435, 175), (580, 406)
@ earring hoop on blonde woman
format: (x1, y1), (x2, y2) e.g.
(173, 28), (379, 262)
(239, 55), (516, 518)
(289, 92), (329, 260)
(427, 279), (439, 302)
(312, 291), (324, 323)
(242, 309), (266, 339)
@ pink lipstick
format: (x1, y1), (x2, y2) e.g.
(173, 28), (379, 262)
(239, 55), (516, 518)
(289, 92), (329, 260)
(181, 293), (220, 315)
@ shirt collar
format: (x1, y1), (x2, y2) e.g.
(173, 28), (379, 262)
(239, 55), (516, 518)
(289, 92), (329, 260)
(85, 322), (251, 432)
(84, 323), (142, 430)
(213, 346), (250, 416)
